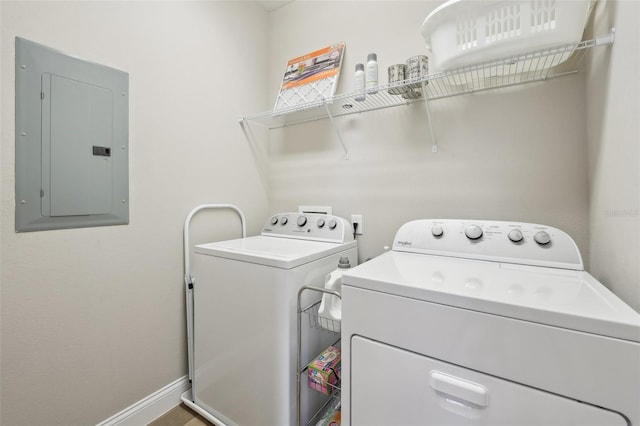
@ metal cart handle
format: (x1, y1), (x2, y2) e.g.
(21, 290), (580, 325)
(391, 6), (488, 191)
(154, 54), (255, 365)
(183, 204), (246, 383)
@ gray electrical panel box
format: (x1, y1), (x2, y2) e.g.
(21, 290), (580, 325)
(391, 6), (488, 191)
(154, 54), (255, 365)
(15, 37), (129, 232)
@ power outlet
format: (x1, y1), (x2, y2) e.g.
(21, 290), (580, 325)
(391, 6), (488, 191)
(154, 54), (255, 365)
(351, 214), (363, 235)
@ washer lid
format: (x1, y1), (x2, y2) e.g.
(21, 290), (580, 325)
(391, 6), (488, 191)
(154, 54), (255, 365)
(342, 251), (640, 342)
(195, 235), (356, 269)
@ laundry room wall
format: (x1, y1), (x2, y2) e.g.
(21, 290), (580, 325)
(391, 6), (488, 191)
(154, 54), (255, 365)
(0, 2), (269, 425)
(585, 0), (640, 312)
(265, 1), (590, 264)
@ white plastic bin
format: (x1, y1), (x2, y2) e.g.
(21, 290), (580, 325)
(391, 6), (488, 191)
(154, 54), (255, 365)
(422, 0), (595, 71)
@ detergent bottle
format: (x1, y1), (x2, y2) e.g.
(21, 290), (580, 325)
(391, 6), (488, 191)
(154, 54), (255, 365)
(318, 256), (351, 332)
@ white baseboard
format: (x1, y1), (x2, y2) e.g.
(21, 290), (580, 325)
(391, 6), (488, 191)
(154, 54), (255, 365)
(96, 376), (190, 426)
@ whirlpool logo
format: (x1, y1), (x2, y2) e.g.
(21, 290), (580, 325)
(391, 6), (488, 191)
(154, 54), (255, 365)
(396, 240), (412, 246)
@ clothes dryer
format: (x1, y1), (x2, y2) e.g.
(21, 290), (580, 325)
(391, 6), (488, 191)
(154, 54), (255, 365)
(189, 213), (357, 426)
(342, 219), (640, 425)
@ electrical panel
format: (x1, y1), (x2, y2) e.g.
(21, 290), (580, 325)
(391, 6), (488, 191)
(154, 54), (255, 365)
(15, 37), (129, 231)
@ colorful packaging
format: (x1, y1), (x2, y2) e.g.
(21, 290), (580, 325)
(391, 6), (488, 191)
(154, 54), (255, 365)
(307, 346), (341, 395)
(326, 410), (341, 426)
(316, 406), (341, 426)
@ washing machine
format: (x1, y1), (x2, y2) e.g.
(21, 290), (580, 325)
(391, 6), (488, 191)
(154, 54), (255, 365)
(190, 212), (357, 426)
(341, 219), (640, 425)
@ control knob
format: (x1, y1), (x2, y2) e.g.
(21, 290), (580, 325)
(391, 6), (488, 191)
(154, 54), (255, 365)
(431, 225), (444, 238)
(465, 224), (483, 240)
(317, 219), (325, 228)
(270, 216), (278, 225)
(328, 220), (337, 230)
(534, 231), (551, 245)
(508, 229), (524, 243)
(280, 217), (288, 225)
(297, 216), (307, 227)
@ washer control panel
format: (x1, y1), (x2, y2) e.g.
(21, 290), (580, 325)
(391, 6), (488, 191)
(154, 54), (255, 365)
(262, 213), (354, 243)
(393, 219), (583, 270)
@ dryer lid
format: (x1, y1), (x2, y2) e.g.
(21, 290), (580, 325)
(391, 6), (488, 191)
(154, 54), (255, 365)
(342, 251), (640, 342)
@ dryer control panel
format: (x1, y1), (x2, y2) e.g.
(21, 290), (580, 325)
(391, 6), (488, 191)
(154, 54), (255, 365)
(393, 219), (583, 270)
(262, 213), (354, 243)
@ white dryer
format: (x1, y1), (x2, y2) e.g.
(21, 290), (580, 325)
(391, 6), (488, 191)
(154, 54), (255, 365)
(189, 213), (357, 426)
(341, 219), (640, 425)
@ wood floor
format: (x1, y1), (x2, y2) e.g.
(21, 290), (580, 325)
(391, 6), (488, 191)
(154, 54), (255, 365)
(147, 403), (212, 426)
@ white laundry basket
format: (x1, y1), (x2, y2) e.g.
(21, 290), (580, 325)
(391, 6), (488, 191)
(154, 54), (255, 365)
(422, 0), (596, 71)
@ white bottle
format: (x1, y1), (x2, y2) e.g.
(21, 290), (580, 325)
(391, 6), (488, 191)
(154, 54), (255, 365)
(317, 256), (351, 332)
(354, 63), (365, 101)
(366, 53), (378, 94)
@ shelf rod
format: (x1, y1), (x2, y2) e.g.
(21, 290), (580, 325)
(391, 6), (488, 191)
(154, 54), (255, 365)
(330, 98), (416, 118)
(323, 100), (349, 159)
(428, 69), (578, 101)
(262, 99), (418, 130)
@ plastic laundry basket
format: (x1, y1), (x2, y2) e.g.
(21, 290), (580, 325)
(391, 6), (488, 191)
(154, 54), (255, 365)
(422, 0), (596, 71)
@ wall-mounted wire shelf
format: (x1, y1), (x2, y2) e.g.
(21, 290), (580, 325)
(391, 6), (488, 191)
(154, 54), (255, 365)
(240, 31), (614, 156)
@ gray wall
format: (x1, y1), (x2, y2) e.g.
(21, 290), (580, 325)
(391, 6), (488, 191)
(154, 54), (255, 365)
(0, 2), (269, 424)
(267, 1), (590, 266)
(585, 0), (640, 311)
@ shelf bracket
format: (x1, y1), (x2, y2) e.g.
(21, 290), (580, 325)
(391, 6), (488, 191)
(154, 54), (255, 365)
(323, 100), (349, 160)
(421, 80), (438, 153)
(595, 28), (616, 46)
(239, 118), (269, 190)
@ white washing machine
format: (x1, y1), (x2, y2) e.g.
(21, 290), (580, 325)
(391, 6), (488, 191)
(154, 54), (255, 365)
(190, 212), (357, 426)
(341, 219), (640, 426)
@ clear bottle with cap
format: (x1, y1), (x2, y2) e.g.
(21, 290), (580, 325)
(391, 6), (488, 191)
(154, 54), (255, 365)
(317, 256), (351, 332)
(366, 53), (378, 94)
(354, 63), (366, 101)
